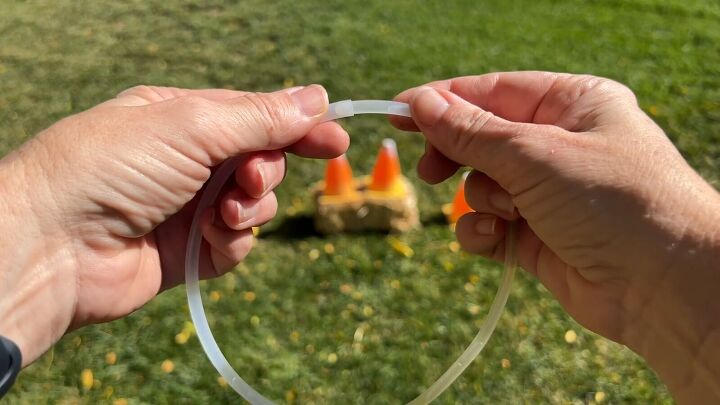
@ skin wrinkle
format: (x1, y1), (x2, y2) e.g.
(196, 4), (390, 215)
(530, 74), (565, 124)
(239, 92), (303, 150)
(659, 301), (709, 394)
(91, 171), (159, 237)
(181, 97), (239, 161)
(142, 152), (205, 205)
(22, 137), (72, 233)
(157, 98), (233, 166)
(154, 136), (212, 186)
(128, 153), (194, 213)
(454, 110), (495, 157)
(117, 156), (179, 213)
(109, 145), (192, 210)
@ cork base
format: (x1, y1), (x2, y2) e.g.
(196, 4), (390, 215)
(313, 177), (420, 234)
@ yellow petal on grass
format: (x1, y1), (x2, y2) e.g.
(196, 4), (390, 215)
(339, 284), (353, 294)
(105, 352), (117, 365)
(448, 241), (460, 253)
(501, 358), (511, 369)
(209, 290), (221, 302)
(594, 391), (606, 403)
(323, 243), (335, 254)
(564, 329), (578, 344)
(285, 389), (297, 403)
(308, 249), (320, 261)
(327, 353), (338, 364)
(387, 236), (413, 258)
(161, 359), (175, 374)
(362, 305), (374, 317)
(389, 279), (400, 289)
(250, 315), (261, 327)
(218, 376), (228, 388)
(146, 43), (159, 55)
(175, 332), (190, 345)
(80, 369), (94, 390)
(113, 399), (129, 405)
(243, 291), (257, 302)
(353, 326), (365, 343)
(289, 331), (301, 343)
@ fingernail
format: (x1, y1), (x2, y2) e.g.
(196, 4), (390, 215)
(412, 86), (449, 126)
(237, 201), (258, 224)
(475, 217), (497, 236)
(257, 162), (276, 192)
(489, 192), (515, 215)
(291, 84), (328, 117)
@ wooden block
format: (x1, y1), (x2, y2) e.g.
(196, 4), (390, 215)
(313, 177), (420, 234)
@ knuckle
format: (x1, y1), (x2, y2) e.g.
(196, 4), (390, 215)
(118, 85), (163, 101)
(177, 94), (214, 110)
(242, 93), (291, 147)
(579, 75), (638, 104)
(446, 105), (494, 151)
(175, 95), (217, 129)
(229, 233), (254, 260)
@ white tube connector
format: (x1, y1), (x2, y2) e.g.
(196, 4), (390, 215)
(322, 100), (411, 121)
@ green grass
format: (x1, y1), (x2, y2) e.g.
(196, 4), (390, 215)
(2, 0), (719, 403)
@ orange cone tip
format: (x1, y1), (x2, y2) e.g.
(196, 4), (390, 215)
(369, 139), (403, 193)
(449, 171), (473, 223)
(323, 154), (357, 197)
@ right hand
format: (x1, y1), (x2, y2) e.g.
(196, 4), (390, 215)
(392, 72), (720, 402)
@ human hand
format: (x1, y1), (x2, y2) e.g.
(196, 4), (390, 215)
(392, 72), (720, 402)
(0, 84), (348, 365)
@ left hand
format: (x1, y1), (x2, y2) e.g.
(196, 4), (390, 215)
(0, 84), (348, 365)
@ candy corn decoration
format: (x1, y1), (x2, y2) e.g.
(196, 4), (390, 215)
(323, 154), (358, 198)
(368, 139), (404, 195)
(313, 139), (419, 234)
(443, 172), (474, 224)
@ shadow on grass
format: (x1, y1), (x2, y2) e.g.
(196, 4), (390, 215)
(259, 212), (448, 241)
(259, 215), (322, 240)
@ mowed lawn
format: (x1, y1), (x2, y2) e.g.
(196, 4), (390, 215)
(1, 0), (719, 403)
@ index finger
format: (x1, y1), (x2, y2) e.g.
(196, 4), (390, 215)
(389, 71), (567, 131)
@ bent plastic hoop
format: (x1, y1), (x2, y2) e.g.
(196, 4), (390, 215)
(185, 100), (517, 404)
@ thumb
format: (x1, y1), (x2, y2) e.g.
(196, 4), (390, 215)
(149, 85), (329, 165)
(409, 86), (565, 188)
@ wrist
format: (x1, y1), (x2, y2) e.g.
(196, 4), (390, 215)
(0, 152), (77, 366)
(622, 188), (720, 403)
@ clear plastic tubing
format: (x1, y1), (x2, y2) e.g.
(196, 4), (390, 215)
(185, 100), (517, 404)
